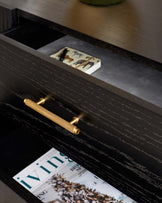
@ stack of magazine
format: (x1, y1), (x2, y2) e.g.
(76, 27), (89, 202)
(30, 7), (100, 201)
(13, 148), (137, 203)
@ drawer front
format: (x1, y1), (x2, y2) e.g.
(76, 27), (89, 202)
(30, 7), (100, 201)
(0, 31), (162, 203)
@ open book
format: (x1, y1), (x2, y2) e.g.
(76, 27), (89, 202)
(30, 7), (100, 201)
(13, 148), (136, 203)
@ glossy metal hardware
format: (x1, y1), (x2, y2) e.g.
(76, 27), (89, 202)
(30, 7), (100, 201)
(24, 97), (81, 135)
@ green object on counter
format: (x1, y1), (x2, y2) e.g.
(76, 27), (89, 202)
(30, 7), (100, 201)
(80, 0), (124, 6)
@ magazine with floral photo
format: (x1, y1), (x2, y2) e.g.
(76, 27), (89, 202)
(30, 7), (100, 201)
(13, 148), (136, 203)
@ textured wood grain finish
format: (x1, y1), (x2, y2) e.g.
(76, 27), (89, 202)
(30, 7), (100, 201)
(0, 0), (161, 64)
(0, 34), (161, 202)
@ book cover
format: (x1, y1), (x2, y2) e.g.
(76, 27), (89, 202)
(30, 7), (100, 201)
(13, 148), (136, 203)
(50, 47), (101, 74)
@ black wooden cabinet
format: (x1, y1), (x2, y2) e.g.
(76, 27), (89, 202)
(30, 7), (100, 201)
(0, 1), (162, 203)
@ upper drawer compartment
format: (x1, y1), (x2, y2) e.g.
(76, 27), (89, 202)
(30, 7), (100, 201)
(3, 18), (65, 49)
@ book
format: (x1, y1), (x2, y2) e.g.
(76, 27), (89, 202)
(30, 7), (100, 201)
(50, 47), (101, 74)
(13, 148), (136, 203)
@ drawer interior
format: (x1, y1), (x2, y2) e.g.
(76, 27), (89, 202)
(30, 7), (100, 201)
(3, 18), (65, 49)
(0, 102), (51, 176)
(38, 35), (162, 108)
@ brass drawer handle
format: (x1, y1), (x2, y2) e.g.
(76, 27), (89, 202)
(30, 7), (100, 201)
(24, 97), (81, 135)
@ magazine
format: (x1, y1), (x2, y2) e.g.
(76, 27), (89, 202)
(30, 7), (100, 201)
(13, 148), (137, 203)
(50, 47), (101, 74)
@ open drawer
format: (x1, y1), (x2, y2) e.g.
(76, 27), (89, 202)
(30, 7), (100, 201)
(0, 9), (162, 203)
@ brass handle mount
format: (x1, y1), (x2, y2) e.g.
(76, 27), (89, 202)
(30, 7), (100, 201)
(24, 97), (81, 135)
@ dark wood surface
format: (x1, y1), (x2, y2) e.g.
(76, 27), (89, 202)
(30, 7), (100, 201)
(0, 0), (162, 64)
(0, 33), (161, 203)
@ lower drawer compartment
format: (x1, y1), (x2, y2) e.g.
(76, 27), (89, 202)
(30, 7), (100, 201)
(1, 86), (161, 203)
(0, 88), (139, 203)
(1, 99), (139, 203)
